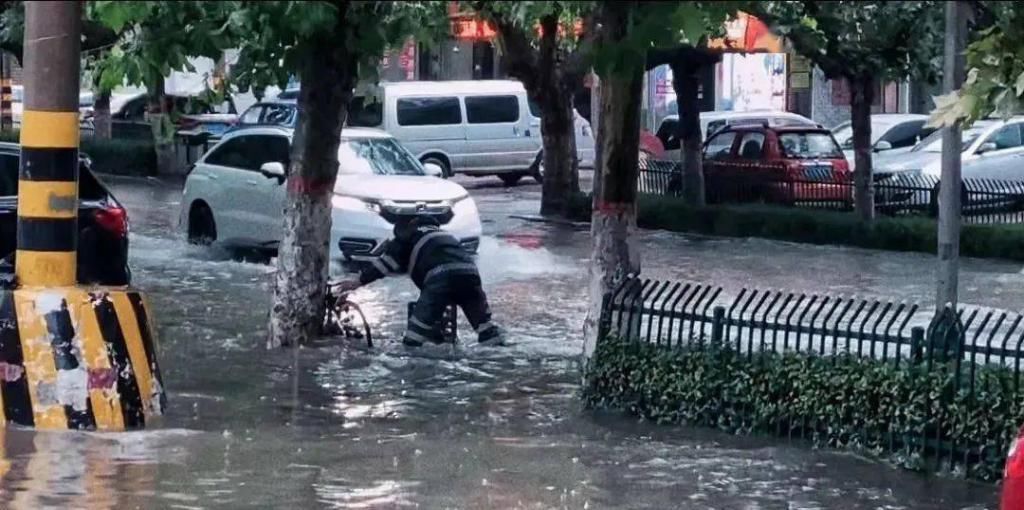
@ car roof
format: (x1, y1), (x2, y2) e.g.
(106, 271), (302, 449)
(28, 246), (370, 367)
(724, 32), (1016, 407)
(222, 125), (393, 140)
(725, 123), (831, 134)
(869, 113), (929, 122)
(663, 110), (813, 124)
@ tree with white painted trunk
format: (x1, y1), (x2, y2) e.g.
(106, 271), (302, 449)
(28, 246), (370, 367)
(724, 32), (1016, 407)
(224, 1), (447, 348)
(583, 1), (726, 357)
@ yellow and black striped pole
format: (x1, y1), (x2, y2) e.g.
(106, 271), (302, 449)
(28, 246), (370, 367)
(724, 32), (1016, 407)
(17, 0), (81, 288)
(0, 1), (166, 431)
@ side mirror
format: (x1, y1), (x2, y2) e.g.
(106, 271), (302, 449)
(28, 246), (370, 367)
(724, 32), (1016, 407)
(873, 140), (893, 152)
(260, 161), (286, 181)
(978, 142), (998, 154)
(423, 162), (445, 178)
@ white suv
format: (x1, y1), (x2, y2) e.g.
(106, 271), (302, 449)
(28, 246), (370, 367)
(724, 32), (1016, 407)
(179, 126), (483, 260)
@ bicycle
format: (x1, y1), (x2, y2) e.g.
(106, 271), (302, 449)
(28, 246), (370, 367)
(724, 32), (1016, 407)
(323, 279), (459, 348)
(323, 280), (374, 348)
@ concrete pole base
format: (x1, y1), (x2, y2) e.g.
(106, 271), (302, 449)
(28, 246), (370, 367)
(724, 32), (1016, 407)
(0, 287), (165, 430)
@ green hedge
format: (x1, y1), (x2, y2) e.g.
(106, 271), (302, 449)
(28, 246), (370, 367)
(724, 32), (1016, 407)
(0, 130), (157, 176)
(567, 192), (1024, 261)
(583, 337), (1024, 480)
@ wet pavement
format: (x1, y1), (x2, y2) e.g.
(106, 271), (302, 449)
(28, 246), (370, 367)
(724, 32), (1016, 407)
(0, 173), (1011, 509)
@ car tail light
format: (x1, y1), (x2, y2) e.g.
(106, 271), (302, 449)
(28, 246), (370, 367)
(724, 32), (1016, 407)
(93, 206), (128, 238)
(1002, 427), (1024, 509)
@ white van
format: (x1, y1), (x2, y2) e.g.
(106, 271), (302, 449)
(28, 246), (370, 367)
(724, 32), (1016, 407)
(350, 80), (594, 185)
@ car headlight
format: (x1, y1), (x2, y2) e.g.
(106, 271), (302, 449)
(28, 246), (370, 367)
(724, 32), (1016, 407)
(331, 195), (381, 213)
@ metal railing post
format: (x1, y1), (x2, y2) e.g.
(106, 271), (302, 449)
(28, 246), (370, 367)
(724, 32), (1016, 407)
(911, 326), (925, 364)
(711, 306), (725, 346)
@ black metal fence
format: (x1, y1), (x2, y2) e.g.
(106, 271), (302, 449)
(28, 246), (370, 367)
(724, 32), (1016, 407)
(638, 159), (1024, 225)
(597, 276), (1024, 478)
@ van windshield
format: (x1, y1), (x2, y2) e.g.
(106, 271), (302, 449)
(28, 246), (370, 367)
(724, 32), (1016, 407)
(338, 138), (424, 176)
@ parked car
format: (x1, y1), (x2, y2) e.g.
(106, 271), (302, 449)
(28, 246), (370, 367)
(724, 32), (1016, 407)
(656, 110), (816, 160)
(180, 126), (482, 261)
(1002, 425), (1024, 509)
(873, 117), (1024, 210)
(701, 122), (852, 205)
(83, 92), (240, 139)
(831, 114), (935, 168)
(0, 142), (130, 285)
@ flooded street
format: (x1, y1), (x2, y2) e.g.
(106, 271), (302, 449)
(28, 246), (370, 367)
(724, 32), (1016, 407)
(0, 173), (1009, 509)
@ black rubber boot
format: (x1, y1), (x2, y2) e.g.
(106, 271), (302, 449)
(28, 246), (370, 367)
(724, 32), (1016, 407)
(478, 325), (507, 346)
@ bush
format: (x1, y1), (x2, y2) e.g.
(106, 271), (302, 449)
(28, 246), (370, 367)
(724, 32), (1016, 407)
(0, 130), (157, 176)
(567, 192), (1024, 261)
(81, 138), (157, 176)
(583, 337), (1024, 480)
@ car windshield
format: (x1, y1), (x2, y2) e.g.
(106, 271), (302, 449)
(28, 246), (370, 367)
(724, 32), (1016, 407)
(348, 96), (383, 127)
(833, 121), (895, 149)
(778, 132), (844, 159)
(338, 138), (425, 176)
(913, 125), (987, 153)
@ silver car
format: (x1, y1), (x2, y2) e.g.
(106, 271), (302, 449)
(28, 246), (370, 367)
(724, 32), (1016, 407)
(831, 114), (934, 168)
(873, 117), (1024, 210)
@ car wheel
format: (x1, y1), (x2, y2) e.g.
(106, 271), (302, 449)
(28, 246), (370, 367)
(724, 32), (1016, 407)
(421, 156), (451, 178)
(499, 173), (524, 186)
(530, 152), (544, 183)
(188, 203), (217, 245)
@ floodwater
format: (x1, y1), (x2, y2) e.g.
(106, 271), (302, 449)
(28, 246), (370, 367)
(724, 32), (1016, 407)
(0, 174), (1009, 509)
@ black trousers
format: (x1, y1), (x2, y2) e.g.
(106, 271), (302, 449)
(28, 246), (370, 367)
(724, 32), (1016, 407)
(406, 272), (494, 344)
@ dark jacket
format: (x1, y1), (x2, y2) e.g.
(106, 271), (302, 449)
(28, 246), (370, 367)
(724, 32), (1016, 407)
(359, 222), (476, 288)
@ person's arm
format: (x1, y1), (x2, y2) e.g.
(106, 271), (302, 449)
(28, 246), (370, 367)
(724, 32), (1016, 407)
(357, 239), (408, 285)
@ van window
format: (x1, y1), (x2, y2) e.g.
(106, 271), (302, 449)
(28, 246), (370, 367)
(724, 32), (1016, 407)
(466, 95), (519, 124)
(397, 97), (461, 126)
(528, 100), (541, 118)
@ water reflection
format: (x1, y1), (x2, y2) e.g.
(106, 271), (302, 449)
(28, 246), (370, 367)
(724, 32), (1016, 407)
(0, 428), (196, 509)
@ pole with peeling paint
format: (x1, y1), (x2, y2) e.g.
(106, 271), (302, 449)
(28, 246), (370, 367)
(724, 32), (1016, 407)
(17, 1), (81, 287)
(0, 1), (166, 431)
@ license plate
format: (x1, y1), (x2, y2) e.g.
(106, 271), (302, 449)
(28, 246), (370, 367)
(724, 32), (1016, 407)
(803, 165), (832, 181)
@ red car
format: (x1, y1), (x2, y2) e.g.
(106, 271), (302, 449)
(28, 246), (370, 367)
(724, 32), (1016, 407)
(702, 123), (852, 205)
(1003, 426), (1024, 509)
(640, 128), (666, 160)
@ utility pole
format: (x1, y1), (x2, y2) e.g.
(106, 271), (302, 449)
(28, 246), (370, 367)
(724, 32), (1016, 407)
(6, 1), (166, 431)
(935, 0), (968, 311)
(18, 1), (82, 287)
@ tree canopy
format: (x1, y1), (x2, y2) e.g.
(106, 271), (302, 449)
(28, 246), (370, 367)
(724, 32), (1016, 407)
(931, 3), (1024, 126)
(754, 1), (943, 83)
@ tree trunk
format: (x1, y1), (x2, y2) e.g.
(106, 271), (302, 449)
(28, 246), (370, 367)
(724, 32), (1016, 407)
(671, 62), (705, 207)
(92, 88), (111, 140)
(849, 76), (875, 222)
(538, 92), (579, 216)
(148, 76), (176, 175)
(582, 31), (644, 357)
(267, 38), (356, 349)
(494, 12), (580, 217)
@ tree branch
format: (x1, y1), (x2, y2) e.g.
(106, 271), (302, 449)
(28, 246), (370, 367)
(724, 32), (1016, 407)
(476, 6), (540, 94)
